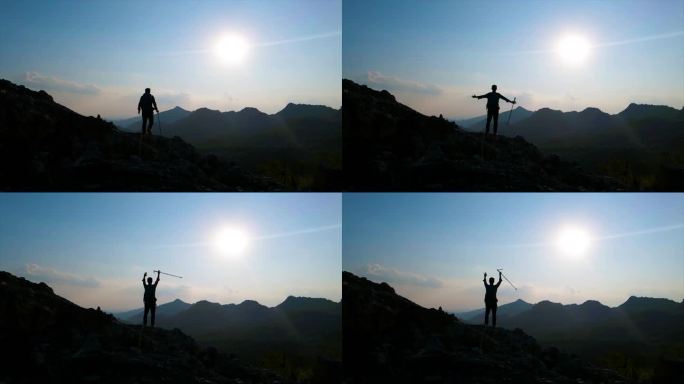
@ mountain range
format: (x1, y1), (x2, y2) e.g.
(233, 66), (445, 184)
(0, 79), (280, 191)
(114, 103), (341, 191)
(0, 270), (293, 384)
(114, 295), (341, 381)
(342, 271), (638, 383)
(343, 79), (622, 191)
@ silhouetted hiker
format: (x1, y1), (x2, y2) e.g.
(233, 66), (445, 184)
(472, 85), (515, 138)
(142, 271), (160, 327)
(138, 88), (158, 137)
(483, 271), (502, 327)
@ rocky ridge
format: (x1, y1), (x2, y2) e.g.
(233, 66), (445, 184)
(0, 79), (278, 191)
(343, 79), (623, 191)
(0, 270), (292, 384)
(343, 271), (631, 384)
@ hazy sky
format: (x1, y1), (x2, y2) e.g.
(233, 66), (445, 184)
(0, 0), (341, 118)
(0, 193), (341, 312)
(343, 193), (684, 312)
(344, 0), (684, 118)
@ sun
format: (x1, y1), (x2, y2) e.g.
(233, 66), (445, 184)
(214, 227), (249, 257)
(213, 34), (249, 64)
(556, 34), (591, 65)
(556, 226), (592, 258)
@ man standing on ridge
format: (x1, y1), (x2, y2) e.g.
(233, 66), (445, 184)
(472, 85), (515, 139)
(483, 270), (502, 327)
(138, 88), (158, 138)
(142, 270), (160, 327)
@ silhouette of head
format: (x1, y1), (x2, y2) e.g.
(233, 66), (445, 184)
(147, 277), (153, 284)
(491, 85), (497, 91)
(145, 88), (151, 94)
(489, 277), (495, 284)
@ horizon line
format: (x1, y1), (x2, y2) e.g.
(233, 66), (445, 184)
(345, 78), (684, 120)
(105, 101), (341, 121)
(347, 270), (683, 312)
(111, 294), (342, 314)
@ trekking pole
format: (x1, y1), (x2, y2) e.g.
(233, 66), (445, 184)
(153, 270), (182, 279)
(157, 111), (162, 137)
(496, 268), (517, 290)
(506, 97), (516, 126)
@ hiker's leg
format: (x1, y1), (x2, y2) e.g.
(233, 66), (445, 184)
(492, 305), (497, 327)
(484, 304), (490, 325)
(142, 114), (149, 135)
(151, 304), (156, 328)
(493, 110), (499, 136)
(143, 303), (149, 326)
(148, 112), (154, 133)
(146, 113), (153, 136)
(485, 112), (493, 135)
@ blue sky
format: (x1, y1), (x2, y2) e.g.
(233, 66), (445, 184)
(344, 0), (684, 118)
(0, 193), (341, 311)
(0, 0), (341, 118)
(343, 193), (684, 311)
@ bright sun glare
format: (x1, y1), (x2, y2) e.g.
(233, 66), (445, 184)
(557, 34), (591, 66)
(556, 226), (592, 258)
(213, 34), (249, 64)
(214, 227), (249, 257)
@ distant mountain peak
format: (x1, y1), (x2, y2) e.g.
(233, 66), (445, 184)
(238, 106), (264, 114)
(195, 107), (220, 114)
(275, 102), (337, 118)
(195, 299), (220, 307)
(579, 107), (606, 115)
(238, 299), (263, 307)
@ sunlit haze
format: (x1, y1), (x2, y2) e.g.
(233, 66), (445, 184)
(0, 194), (342, 311)
(0, 0), (341, 118)
(343, 193), (684, 312)
(343, 0), (684, 118)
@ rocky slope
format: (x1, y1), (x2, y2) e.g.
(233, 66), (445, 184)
(0, 270), (293, 384)
(343, 79), (622, 191)
(0, 79), (278, 191)
(343, 271), (631, 384)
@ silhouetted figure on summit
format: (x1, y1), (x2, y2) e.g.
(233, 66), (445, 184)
(472, 85), (515, 138)
(142, 271), (160, 327)
(138, 88), (158, 137)
(483, 271), (502, 327)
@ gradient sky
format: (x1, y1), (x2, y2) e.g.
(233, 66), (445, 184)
(344, 0), (684, 118)
(343, 193), (684, 312)
(0, 0), (341, 118)
(0, 193), (341, 312)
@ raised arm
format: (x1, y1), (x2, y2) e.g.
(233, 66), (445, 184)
(154, 270), (160, 286)
(483, 272), (487, 287)
(142, 272), (147, 286)
(496, 271), (502, 287)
